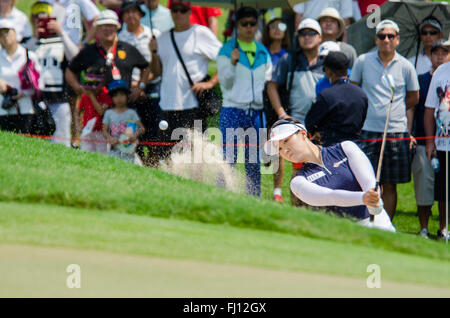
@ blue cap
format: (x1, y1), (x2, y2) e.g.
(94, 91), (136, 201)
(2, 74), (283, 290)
(107, 80), (130, 96)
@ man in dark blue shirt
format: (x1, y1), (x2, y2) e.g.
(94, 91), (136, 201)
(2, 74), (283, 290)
(305, 51), (368, 146)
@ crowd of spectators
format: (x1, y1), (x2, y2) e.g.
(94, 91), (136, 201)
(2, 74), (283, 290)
(0, 0), (449, 238)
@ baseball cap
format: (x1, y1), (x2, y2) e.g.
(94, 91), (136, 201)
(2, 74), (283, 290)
(0, 20), (15, 31)
(376, 19), (399, 34)
(324, 51), (349, 71)
(264, 119), (307, 156)
(317, 7), (345, 38)
(442, 34), (450, 47)
(31, 1), (53, 16)
(94, 10), (121, 29)
(431, 39), (450, 53)
(119, 0), (145, 20)
(419, 18), (442, 33)
(297, 18), (322, 35)
(319, 41), (341, 57)
(169, 0), (191, 8)
(108, 80), (130, 96)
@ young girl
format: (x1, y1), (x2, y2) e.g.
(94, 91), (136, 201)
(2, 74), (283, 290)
(264, 118), (395, 232)
(102, 80), (145, 163)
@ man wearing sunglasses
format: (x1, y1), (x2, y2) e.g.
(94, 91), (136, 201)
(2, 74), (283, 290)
(149, 0), (222, 162)
(408, 18), (443, 76)
(350, 19), (420, 221)
(216, 7), (272, 197)
(267, 18), (324, 205)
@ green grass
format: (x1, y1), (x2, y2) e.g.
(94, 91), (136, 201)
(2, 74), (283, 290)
(0, 131), (448, 263)
(1, 201), (449, 289)
(14, 0), (445, 237)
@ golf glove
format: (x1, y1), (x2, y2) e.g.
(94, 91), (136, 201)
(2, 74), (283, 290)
(367, 199), (384, 216)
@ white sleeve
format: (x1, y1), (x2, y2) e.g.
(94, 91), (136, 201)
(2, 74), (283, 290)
(290, 176), (364, 207)
(61, 30), (80, 61)
(341, 141), (377, 192)
(196, 26), (222, 61)
(79, 0), (100, 22)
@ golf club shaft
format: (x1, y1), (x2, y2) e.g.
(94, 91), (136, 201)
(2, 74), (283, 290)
(371, 93), (394, 222)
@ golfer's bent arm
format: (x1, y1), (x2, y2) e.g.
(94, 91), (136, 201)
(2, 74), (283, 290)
(290, 177), (365, 207)
(341, 141), (377, 192)
(290, 142), (377, 207)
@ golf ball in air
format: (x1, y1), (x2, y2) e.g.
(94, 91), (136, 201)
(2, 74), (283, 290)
(159, 120), (169, 130)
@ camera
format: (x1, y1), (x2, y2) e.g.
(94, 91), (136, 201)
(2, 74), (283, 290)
(2, 86), (18, 110)
(38, 17), (57, 39)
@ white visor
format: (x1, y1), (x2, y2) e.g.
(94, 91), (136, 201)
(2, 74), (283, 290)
(264, 120), (307, 156)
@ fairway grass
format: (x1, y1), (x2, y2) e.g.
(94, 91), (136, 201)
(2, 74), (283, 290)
(0, 132), (449, 262)
(0, 202), (449, 297)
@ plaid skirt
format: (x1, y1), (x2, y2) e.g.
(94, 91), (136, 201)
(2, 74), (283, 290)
(359, 130), (411, 184)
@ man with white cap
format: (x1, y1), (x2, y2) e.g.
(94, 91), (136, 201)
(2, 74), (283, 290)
(66, 10), (150, 102)
(267, 18), (324, 205)
(350, 19), (420, 221)
(408, 17), (443, 76)
(264, 118), (395, 232)
(317, 7), (357, 68)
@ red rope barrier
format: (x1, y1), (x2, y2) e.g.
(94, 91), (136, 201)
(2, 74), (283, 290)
(19, 133), (450, 147)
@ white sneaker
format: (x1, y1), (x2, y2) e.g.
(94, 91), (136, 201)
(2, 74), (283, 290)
(437, 229), (449, 240)
(418, 228), (429, 239)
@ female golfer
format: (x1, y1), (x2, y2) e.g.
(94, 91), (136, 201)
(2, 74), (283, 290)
(264, 118), (395, 232)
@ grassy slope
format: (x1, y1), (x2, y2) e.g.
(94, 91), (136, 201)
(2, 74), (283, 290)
(1, 201), (449, 291)
(0, 131), (449, 263)
(16, 0), (446, 237)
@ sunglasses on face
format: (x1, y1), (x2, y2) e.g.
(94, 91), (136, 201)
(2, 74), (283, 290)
(298, 29), (318, 37)
(171, 7), (190, 14)
(240, 20), (257, 27)
(421, 30), (439, 36)
(269, 22), (287, 32)
(377, 33), (397, 40)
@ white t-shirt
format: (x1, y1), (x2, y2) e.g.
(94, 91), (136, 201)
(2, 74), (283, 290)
(425, 62), (450, 151)
(0, 7), (32, 43)
(408, 51), (432, 76)
(294, 0), (353, 19)
(157, 25), (222, 111)
(50, 0), (100, 45)
(119, 25), (161, 82)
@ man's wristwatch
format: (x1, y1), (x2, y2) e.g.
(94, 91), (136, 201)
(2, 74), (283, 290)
(139, 82), (146, 90)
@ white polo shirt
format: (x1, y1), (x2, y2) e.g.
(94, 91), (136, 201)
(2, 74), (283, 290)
(0, 46), (43, 116)
(0, 7), (32, 43)
(118, 25), (161, 82)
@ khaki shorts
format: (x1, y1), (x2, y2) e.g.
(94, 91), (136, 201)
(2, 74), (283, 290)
(411, 145), (435, 206)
